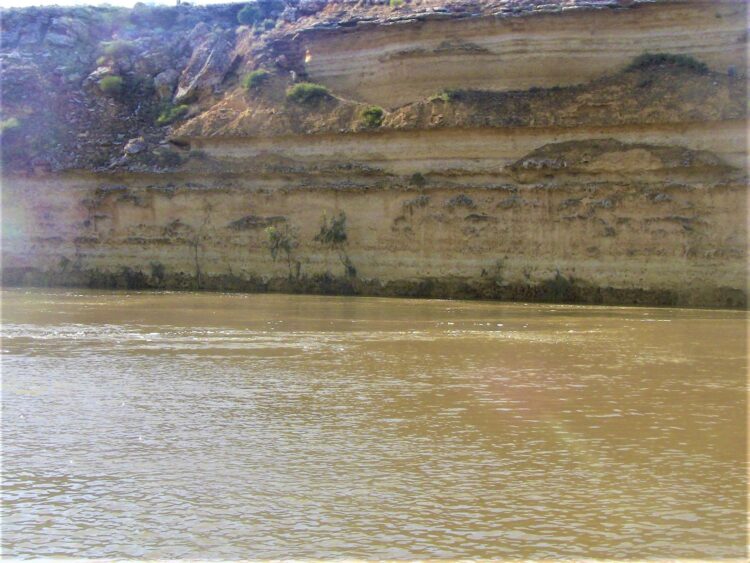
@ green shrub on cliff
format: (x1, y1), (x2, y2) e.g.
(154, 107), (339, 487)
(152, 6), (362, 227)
(445, 194), (475, 209)
(541, 271), (576, 302)
(627, 53), (708, 74)
(360, 106), (384, 128)
(242, 69), (271, 90)
(156, 103), (189, 126)
(429, 89), (460, 103)
(0, 117), (20, 133)
(409, 172), (426, 187)
(314, 212), (356, 278)
(98, 75), (124, 96)
(286, 82), (330, 104)
(101, 39), (135, 57)
(265, 224), (300, 279)
(314, 212), (348, 247)
(266, 225), (296, 261)
(390, 0), (405, 8)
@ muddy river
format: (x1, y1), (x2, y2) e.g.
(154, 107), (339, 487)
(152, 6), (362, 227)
(1, 289), (746, 558)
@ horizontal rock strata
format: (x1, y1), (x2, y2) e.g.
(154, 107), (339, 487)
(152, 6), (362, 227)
(1, 0), (747, 307)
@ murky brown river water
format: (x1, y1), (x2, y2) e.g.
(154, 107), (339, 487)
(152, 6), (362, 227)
(1, 289), (746, 559)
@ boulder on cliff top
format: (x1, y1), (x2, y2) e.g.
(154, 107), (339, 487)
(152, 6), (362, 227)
(174, 30), (235, 104)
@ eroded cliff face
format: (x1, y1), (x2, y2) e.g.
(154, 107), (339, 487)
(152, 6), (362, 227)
(1, 0), (747, 307)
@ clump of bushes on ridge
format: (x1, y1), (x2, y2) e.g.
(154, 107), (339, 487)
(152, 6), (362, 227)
(286, 82), (330, 104)
(626, 53), (708, 74)
(156, 103), (189, 126)
(360, 106), (384, 128)
(242, 69), (271, 90)
(429, 89), (461, 103)
(101, 39), (135, 57)
(98, 75), (124, 96)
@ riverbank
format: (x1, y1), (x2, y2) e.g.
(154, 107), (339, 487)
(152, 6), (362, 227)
(1, 0), (746, 308)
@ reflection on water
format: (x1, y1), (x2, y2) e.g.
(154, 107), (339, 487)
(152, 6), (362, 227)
(1, 289), (746, 559)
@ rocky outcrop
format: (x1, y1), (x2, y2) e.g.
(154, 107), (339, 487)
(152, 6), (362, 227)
(175, 30), (236, 104)
(0, 0), (747, 307)
(295, 0), (746, 107)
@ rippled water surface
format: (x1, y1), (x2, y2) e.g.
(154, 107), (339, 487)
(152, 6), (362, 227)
(1, 289), (747, 559)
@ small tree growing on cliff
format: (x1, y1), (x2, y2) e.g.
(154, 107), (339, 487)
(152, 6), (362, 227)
(314, 211), (356, 278)
(265, 224), (300, 279)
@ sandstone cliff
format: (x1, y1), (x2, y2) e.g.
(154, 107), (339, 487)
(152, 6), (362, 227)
(1, 0), (747, 307)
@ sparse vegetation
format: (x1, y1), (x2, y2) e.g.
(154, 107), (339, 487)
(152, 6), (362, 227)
(150, 261), (165, 284)
(315, 212), (356, 278)
(101, 39), (135, 57)
(265, 224), (300, 279)
(156, 103), (189, 126)
(409, 172), (426, 188)
(390, 0), (405, 8)
(314, 212), (348, 247)
(241, 69), (271, 90)
(229, 215), (285, 230)
(237, 3), (262, 25)
(541, 271), (575, 302)
(403, 194), (430, 213)
(0, 117), (20, 133)
(626, 53), (708, 74)
(286, 82), (331, 104)
(360, 106), (384, 127)
(446, 194), (475, 209)
(429, 89), (460, 103)
(98, 75), (124, 96)
(481, 259), (505, 287)
(266, 225), (294, 260)
(341, 255), (357, 278)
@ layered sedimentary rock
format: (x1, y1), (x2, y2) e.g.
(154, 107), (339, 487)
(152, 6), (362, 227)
(301, 0), (747, 107)
(1, 0), (747, 307)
